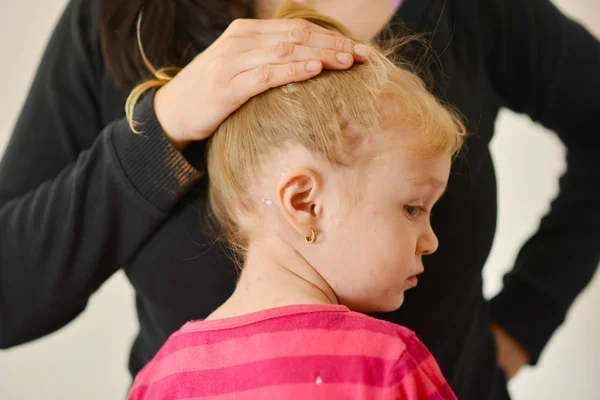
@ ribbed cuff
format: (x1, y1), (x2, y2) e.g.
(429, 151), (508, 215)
(489, 276), (565, 365)
(112, 90), (202, 212)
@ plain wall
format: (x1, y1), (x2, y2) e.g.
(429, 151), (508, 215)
(0, 1), (598, 399)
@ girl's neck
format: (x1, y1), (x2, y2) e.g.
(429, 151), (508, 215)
(206, 237), (339, 320)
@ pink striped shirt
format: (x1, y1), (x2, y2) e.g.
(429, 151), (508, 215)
(128, 304), (456, 399)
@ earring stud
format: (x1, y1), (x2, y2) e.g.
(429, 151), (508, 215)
(305, 228), (317, 244)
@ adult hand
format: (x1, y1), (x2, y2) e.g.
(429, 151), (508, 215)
(154, 18), (368, 150)
(491, 322), (530, 381)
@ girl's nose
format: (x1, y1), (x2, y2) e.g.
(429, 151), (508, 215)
(417, 225), (439, 256)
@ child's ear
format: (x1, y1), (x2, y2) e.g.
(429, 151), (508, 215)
(277, 168), (323, 241)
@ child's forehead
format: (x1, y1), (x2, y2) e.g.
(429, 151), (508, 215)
(349, 120), (418, 160)
(357, 133), (451, 181)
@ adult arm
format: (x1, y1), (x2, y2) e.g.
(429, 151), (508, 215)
(474, 0), (600, 364)
(0, 0), (200, 348)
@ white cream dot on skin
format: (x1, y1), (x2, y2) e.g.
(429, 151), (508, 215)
(262, 198), (273, 206)
(315, 376), (323, 385)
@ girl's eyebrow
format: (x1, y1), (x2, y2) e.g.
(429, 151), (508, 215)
(410, 176), (447, 190)
(411, 178), (448, 203)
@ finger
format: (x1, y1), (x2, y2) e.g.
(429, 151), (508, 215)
(221, 18), (368, 61)
(230, 60), (324, 102)
(256, 30), (368, 61)
(227, 18), (343, 37)
(234, 42), (354, 74)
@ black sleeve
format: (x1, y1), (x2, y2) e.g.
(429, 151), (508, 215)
(0, 0), (200, 348)
(475, 0), (600, 363)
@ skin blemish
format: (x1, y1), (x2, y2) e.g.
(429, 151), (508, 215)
(280, 166), (290, 177)
(315, 376), (323, 385)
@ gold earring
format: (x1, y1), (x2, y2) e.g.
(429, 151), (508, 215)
(305, 228), (317, 244)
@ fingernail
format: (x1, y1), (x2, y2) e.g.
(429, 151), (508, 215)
(354, 44), (368, 57)
(306, 61), (321, 72)
(336, 52), (352, 64)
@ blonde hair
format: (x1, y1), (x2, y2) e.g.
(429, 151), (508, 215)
(126, 0), (466, 262)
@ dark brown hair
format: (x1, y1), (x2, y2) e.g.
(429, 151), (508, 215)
(99, 0), (252, 91)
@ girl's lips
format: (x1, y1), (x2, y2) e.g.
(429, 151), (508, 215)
(406, 270), (424, 288)
(406, 275), (419, 288)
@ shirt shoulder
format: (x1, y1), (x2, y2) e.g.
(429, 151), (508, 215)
(128, 306), (435, 399)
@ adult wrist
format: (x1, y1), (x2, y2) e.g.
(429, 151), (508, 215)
(153, 85), (191, 152)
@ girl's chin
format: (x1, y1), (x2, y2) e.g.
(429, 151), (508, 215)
(368, 293), (406, 314)
(339, 290), (406, 313)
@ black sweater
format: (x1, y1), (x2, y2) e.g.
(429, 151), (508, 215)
(1, 0), (599, 399)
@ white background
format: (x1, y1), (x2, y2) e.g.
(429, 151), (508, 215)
(0, 1), (598, 399)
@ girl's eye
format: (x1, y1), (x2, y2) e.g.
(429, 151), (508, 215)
(404, 205), (423, 218)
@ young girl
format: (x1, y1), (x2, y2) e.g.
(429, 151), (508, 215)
(126, 2), (464, 399)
